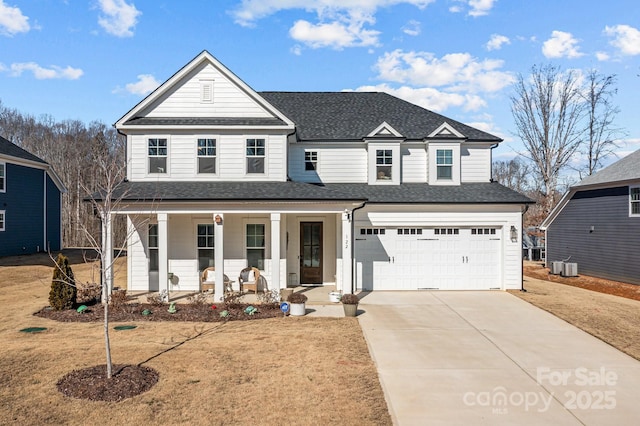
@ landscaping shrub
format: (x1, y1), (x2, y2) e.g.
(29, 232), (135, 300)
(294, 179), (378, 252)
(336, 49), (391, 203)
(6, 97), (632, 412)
(49, 253), (77, 310)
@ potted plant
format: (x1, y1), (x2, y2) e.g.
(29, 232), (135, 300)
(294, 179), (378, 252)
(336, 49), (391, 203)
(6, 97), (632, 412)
(287, 292), (308, 316)
(341, 293), (359, 317)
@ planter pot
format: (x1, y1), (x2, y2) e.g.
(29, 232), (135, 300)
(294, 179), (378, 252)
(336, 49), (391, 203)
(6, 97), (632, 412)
(290, 302), (306, 316)
(343, 304), (358, 317)
(329, 291), (342, 303)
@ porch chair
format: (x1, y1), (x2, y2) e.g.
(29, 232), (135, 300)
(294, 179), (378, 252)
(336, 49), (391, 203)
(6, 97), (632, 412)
(238, 267), (261, 295)
(200, 267), (232, 293)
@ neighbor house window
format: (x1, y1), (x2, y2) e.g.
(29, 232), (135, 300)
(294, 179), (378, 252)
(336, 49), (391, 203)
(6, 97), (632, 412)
(376, 150), (392, 180)
(246, 224), (265, 270)
(0, 162), (5, 192)
(436, 149), (453, 180)
(0, 211), (5, 231)
(148, 224), (158, 271)
(631, 187), (640, 216)
(246, 138), (265, 174)
(148, 138), (167, 173)
(305, 151), (318, 171)
(197, 138), (216, 174)
(197, 224), (215, 271)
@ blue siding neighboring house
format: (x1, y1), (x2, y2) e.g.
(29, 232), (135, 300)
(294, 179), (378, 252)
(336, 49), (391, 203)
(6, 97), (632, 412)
(541, 149), (640, 285)
(0, 135), (66, 257)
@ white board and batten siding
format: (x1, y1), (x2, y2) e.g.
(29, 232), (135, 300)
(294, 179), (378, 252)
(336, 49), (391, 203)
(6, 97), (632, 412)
(354, 205), (522, 291)
(141, 62), (272, 119)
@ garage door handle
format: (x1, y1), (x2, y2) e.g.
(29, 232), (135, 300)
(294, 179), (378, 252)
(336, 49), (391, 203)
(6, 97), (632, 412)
(388, 256), (395, 263)
(462, 256), (468, 263)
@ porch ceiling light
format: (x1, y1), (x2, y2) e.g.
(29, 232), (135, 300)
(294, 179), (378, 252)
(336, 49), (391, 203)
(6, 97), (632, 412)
(215, 214), (222, 224)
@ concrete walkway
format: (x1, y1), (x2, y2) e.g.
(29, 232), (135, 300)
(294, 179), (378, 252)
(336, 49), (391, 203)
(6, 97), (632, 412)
(357, 291), (640, 425)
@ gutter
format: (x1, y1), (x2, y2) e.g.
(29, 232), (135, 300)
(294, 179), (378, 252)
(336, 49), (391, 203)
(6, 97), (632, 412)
(349, 201), (367, 294)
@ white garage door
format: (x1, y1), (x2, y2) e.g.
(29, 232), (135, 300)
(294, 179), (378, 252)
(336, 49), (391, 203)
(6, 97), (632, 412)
(356, 227), (501, 291)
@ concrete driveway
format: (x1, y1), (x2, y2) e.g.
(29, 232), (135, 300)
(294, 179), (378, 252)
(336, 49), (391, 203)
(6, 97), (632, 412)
(357, 291), (640, 425)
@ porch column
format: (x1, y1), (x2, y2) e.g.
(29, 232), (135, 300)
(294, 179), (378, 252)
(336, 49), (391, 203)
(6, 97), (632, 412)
(158, 213), (169, 300)
(102, 212), (113, 302)
(341, 211), (353, 294)
(214, 213), (224, 300)
(270, 213), (281, 290)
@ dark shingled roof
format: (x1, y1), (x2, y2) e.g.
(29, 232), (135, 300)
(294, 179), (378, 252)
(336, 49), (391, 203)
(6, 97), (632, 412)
(0, 135), (47, 164)
(103, 181), (531, 204)
(575, 148), (640, 187)
(260, 92), (502, 142)
(123, 117), (287, 127)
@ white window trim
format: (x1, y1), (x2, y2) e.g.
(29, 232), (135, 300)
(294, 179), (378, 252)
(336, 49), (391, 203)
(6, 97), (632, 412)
(630, 185), (640, 217)
(304, 150), (318, 173)
(242, 218), (269, 270)
(148, 223), (158, 271)
(196, 223), (215, 269)
(245, 137), (267, 175)
(148, 137), (169, 175)
(367, 143), (400, 185)
(0, 161), (5, 193)
(196, 137), (218, 175)
(0, 210), (5, 231)
(428, 142), (461, 185)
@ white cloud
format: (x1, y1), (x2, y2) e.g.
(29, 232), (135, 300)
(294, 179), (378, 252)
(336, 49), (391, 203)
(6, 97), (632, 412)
(604, 24), (640, 56)
(402, 19), (421, 36)
(373, 49), (514, 93)
(449, 0), (496, 17)
(0, 0), (30, 36)
(485, 34), (510, 51)
(8, 62), (83, 79)
(542, 30), (583, 59)
(97, 0), (141, 38)
(350, 83), (486, 112)
(124, 74), (160, 95)
(230, 1), (434, 49)
(595, 51), (610, 61)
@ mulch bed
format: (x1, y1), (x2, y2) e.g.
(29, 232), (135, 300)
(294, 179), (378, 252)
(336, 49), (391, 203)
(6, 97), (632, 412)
(34, 302), (284, 323)
(523, 263), (640, 301)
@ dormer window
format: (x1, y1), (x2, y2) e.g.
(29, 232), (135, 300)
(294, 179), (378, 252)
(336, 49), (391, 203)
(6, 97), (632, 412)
(148, 138), (167, 174)
(197, 138), (216, 174)
(436, 149), (453, 180)
(305, 151), (318, 171)
(376, 150), (392, 180)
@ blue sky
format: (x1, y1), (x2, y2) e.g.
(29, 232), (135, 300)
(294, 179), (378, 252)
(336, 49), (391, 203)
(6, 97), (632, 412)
(1, 0), (639, 173)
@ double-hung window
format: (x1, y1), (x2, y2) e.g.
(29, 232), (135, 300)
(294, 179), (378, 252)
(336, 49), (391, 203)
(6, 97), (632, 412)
(305, 151), (318, 171)
(148, 224), (158, 271)
(0, 211), (5, 231)
(197, 224), (215, 271)
(376, 150), (392, 180)
(197, 138), (216, 174)
(148, 138), (167, 174)
(436, 149), (453, 180)
(0, 162), (5, 192)
(246, 224), (265, 270)
(246, 138), (265, 174)
(631, 187), (640, 216)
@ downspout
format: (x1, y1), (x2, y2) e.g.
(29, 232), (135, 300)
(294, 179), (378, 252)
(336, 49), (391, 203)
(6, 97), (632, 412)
(349, 201), (367, 293)
(489, 142), (499, 181)
(520, 204), (529, 292)
(43, 170), (47, 253)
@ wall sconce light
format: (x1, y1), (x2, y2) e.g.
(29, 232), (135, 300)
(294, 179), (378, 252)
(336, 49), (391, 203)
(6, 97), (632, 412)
(510, 225), (518, 243)
(589, 226), (595, 233)
(214, 214), (222, 224)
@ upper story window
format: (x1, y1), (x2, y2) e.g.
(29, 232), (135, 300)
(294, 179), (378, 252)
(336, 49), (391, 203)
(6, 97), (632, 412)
(246, 138), (265, 174)
(0, 211), (5, 231)
(148, 138), (167, 174)
(376, 150), (392, 180)
(197, 224), (215, 270)
(148, 224), (158, 271)
(0, 162), (5, 192)
(631, 186), (640, 216)
(436, 149), (453, 180)
(197, 138), (217, 174)
(305, 151), (318, 171)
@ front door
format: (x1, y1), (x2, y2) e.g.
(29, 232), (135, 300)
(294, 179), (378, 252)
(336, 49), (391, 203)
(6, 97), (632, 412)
(300, 222), (323, 284)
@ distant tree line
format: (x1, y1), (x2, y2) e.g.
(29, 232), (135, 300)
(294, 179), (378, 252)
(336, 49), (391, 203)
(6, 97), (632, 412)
(0, 100), (125, 248)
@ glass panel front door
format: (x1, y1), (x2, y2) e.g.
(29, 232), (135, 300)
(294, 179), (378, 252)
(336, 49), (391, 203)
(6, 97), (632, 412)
(300, 222), (323, 284)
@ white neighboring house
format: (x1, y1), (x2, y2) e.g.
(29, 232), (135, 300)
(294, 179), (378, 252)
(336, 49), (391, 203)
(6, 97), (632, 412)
(108, 51), (531, 297)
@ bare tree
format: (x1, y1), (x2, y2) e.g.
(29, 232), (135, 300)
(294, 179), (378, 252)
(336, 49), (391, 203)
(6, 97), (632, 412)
(492, 157), (533, 194)
(510, 64), (586, 215)
(580, 69), (624, 176)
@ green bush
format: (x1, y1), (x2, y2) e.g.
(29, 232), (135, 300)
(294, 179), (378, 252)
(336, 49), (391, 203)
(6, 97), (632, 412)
(49, 253), (77, 310)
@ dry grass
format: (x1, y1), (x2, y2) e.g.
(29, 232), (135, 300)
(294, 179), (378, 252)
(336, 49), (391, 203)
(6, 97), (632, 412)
(0, 251), (391, 425)
(511, 273), (640, 362)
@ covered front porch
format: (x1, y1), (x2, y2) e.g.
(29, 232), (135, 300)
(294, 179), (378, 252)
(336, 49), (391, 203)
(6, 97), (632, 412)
(107, 203), (358, 300)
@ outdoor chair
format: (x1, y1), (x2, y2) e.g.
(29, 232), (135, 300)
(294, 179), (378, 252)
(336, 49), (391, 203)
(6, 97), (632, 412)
(238, 267), (261, 295)
(200, 267), (232, 293)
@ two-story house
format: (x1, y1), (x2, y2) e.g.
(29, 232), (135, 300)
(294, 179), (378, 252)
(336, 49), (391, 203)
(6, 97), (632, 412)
(0, 135), (65, 257)
(108, 51), (531, 297)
